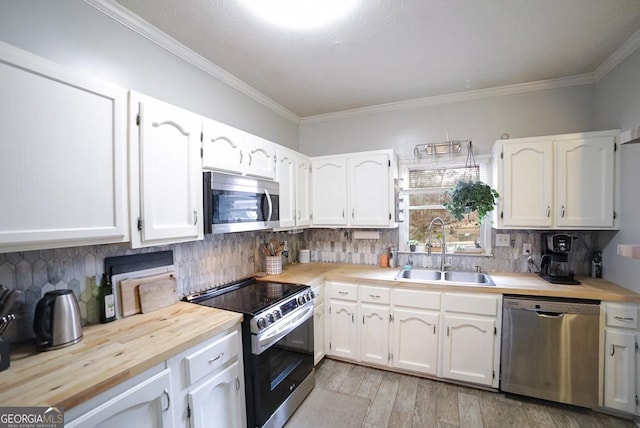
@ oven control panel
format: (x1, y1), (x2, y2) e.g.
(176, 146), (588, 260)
(252, 290), (314, 332)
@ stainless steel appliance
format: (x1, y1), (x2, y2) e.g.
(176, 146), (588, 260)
(539, 233), (580, 285)
(33, 290), (83, 351)
(186, 278), (314, 428)
(501, 296), (600, 408)
(203, 172), (280, 234)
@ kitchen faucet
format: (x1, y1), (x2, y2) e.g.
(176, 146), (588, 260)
(427, 217), (446, 272)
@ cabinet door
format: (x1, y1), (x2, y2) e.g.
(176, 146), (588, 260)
(604, 330), (637, 413)
(329, 300), (357, 360)
(0, 43), (128, 252)
(501, 140), (554, 227)
(441, 315), (496, 386)
(314, 302), (325, 365)
(276, 146), (296, 228)
(349, 153), (391, 226)
(66, 369), (172, 428)
(132, 93), (203, 246)
(311, 157), (348, 225)
(202, 119), (245, 175)
(359, 303), (390, 366)
(392, 307), (438, 375)
(245, 135), (276, 180)
(188, 360), (245, 428)
(295, 155), (312, 227)
(556, 137), (615, 227)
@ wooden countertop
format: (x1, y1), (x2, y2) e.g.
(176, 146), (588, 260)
(0, 302), (242, 409)
(260, 263), (640, 303)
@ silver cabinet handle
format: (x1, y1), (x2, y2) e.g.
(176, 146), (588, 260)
(352, 209), (355, 219)
(614, 316), (635, 322)
(369, 294), (380, 298)
(342, 209), (345, 218)
(610, 344), (615, 356)
(239, 150), (243, 164)
(351, 314), (354, 322)
(162, 389), (171, 412)
(561, 205), (565, 218)
(208, 352), (224, 363)
(193, 210), (198, 225)
(546, 206), (550, 217)
(235, 375), (240, 391)
(338, 291), (348, 295)
(433, 324), (436, 334)
(446, 326), (450, 336)
(248, 153), (253, 166)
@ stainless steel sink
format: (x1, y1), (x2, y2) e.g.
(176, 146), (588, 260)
(444, 271), (495, 286)
(395, 269), (442, 281)
(394, 269), (495, 286)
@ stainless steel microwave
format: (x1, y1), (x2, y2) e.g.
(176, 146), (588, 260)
(203, 172), (280, 234)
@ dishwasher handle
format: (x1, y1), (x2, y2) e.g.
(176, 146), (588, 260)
(533, 310), (565, 318)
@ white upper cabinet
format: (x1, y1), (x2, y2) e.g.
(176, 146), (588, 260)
(276, 146), (311, 229)
(311, 156), (349, 225)
(556, 136), (615, 228)
(129, 92), (203, 248)
(499, 140), (554, 228)
(349, 153), (393, 226)
(311, 150), (396, 228)
(202, 120), (245, 175)
(202, 119), (275, 180)
(0, 42), (128, 253)
(494, 130), (619, 229)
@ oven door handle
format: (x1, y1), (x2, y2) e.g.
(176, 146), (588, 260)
(254, 305), (313, 354)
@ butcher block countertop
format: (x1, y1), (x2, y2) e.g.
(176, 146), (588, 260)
(0, 302), (241, 410)
(260, 262), (640, 303)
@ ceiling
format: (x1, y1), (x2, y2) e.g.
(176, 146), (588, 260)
(114, 0), (640, 119)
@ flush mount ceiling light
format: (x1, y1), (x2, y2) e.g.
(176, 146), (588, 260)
(238, 0), (360, 30)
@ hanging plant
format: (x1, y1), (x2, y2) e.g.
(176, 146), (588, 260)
(444, 181), (499, 224)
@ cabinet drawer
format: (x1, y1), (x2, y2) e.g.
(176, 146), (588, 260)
(329, 282), (358, 301)
(604, 303), (639, 329)
(359, 285), (390, 304)
(442, 293), (499, 316)
(185, 328), (240, 385)
(394, 289), (440, 310)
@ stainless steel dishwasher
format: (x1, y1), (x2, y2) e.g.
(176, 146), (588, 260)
(501, 296), (600, 408)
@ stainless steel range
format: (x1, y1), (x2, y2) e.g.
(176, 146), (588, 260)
(185, 278), (315, 428)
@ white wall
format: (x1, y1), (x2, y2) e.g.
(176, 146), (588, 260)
(0, 0), (299, 149)
(596, 48), (640, 293)
(299, 85), (596, 157)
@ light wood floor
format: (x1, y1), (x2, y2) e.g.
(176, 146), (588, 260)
(301, 358), (637, 428)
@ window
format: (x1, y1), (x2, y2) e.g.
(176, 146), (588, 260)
(400, 158), (492, 254)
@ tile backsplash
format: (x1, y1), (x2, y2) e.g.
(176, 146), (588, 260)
(0, 228), (599, 343)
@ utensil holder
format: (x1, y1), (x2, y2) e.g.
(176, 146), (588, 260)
(265, 256), (282, 275)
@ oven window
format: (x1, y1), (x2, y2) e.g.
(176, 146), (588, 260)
(213, 189), (265, 223)
(252, 316), (313, 426)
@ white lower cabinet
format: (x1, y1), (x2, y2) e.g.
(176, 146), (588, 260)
(602, 302), (639, 415)
(169, 324), (246, 428)
(328, 282), (358, 360)
(392, 289), (441, 375)
(66, 366), (172, 428)
(326, 282), (501, 389)
(439, 293), (501, 388)
(360, 302), (390, 365)
(187, 360), (244, 428)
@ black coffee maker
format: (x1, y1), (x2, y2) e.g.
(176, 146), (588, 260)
(539, 233), (580, 285)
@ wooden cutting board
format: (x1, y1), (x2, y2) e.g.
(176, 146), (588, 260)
(119, 272), (175, 316)
(138, 277), (179, 314)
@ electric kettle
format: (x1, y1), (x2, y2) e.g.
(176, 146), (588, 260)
(33, 290), (83, 351)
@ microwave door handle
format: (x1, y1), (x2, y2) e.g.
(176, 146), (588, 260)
(263, 189), (273, 225)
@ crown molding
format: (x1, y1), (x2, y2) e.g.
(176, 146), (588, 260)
(82, 0), (300, 124)
(594, 28), (640, 82)
(300, 73), (596, 125)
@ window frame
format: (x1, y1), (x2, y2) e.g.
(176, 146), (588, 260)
(399, 154), (493, 255)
